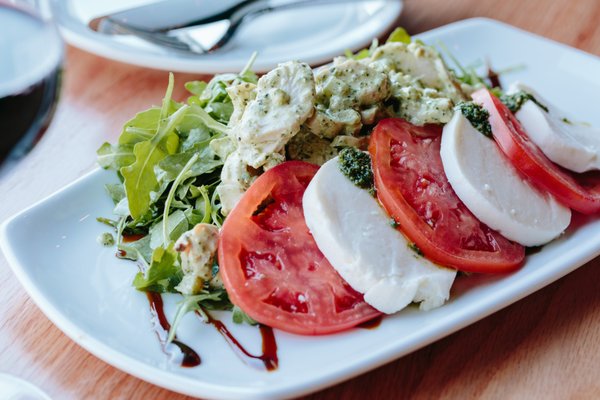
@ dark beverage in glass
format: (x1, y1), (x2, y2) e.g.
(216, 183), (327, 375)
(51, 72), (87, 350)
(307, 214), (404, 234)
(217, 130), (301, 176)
(0, 4), (63, 175)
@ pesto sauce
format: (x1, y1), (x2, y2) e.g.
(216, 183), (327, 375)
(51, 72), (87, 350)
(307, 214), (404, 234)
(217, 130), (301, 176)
(97, 232), (115, 246)
(456, 101), (492, 138)
(500, 90), (549, 113)
(562, 117), (573, 125)
(338, 147), (375, 194)
(408, 242), (424, 257)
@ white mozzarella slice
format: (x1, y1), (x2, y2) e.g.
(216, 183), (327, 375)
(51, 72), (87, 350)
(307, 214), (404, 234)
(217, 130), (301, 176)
(440, 112), (571, 246)
(302, 157), (456, 314)
(510, 82), (600, 173)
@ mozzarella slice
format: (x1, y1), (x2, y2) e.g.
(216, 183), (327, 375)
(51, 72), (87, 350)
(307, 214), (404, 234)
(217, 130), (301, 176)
(441, 112), (571, 246)
(510, 82), (600, 173)
(302, 157), (456, 314)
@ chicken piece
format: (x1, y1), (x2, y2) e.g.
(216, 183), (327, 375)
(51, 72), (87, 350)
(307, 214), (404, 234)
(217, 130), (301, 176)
(307, 59), (389, 138)
(287, 128), (338, 165)
(227, 81), (256, 127)
(216, 151), (257, 216)
(233, 61), (316, 168)
(174, 223), (220, 295)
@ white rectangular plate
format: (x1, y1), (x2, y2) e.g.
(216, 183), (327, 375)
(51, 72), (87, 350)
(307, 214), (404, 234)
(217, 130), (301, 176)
(3, 18), (600, 400)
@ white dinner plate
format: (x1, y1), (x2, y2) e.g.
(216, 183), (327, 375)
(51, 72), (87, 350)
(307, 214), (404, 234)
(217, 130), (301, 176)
(3, 18), (600, 400)
(48, 0), (403, 73)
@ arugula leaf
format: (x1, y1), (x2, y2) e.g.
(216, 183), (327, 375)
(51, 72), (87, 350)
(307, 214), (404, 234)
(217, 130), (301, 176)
(132, 244), (182, 293)
(149, 210), (189, 249)
(156, 146), (221, 183)
(345, 47), (371, 60)
(210, 185), (224, 227)
(181, 104), (229, 136)
(120, 103), (186, 219)
(184, 80), (208, 96)
(180, 127), (212, 151)
(104, 184), (126, 205)
(206, 102), (234, 124)
(437, 41), (486, 87)
(386, 27), (412, 44)
(97, 143), (135, 170)
(96, 216), (118, 229)
(232, 305), (258, 326)
(195, 185), (213, 224)
(184, 54), (257, 124)
(158, 153), (200, 248)
(113, 197), (130, 217)
(345, 39), (379, 60)
(118, 235), (152, 263)
(118, 108), (161, 146)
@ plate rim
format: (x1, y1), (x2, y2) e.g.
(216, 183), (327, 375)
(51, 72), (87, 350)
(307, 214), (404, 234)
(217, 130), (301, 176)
(3, 17), (600, 399)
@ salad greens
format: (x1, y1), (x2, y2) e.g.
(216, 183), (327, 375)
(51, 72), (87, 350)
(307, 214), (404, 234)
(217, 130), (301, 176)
(97, 63), (259, 335)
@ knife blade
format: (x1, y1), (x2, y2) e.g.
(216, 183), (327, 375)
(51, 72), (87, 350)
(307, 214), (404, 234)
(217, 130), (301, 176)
(88, 0), (251, 33)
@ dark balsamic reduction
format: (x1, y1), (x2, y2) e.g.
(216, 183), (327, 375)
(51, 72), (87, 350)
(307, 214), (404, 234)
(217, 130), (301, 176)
(525, 245), (544, 256)
(357, 315), (383, 330)
(122, 233), (146, 243)
(144, 292), (279, 371)
(200, 310), (278, 371)
(486, 62), (502, 89)
(146, 292), (201, 367)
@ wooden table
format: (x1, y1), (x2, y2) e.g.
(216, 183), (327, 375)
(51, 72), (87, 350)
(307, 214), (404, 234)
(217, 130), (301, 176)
(2, 0), (600, 398)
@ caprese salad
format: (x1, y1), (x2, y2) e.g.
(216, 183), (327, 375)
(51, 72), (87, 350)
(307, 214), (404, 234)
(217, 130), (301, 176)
(97, 28), (600, 338)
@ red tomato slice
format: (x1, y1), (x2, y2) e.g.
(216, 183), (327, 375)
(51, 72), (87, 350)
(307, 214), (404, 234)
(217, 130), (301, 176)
(472, 88), (600, 214)
(369, 118), (524, 273)
(218, 161), (380, 335)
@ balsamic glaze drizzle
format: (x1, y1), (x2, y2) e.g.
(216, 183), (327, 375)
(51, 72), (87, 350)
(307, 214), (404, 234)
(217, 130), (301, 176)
(199, 310), (278, 371)
(144, 292), (279, 371)
(357, 315), (384, 330)
(146, 292), (201, 367)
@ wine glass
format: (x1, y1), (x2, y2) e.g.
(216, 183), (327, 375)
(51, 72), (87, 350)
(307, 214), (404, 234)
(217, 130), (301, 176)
(0, 1), (64, 177)
(0, 373), (51, 400)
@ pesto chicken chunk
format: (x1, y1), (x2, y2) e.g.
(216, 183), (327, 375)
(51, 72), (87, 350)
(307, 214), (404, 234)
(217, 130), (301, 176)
(368, 42), (465, 125)
(174, 223), (221, 295)
(306, 59), (389, 138)
(217, 61), (316, 214)
(234, 61), (316, 168)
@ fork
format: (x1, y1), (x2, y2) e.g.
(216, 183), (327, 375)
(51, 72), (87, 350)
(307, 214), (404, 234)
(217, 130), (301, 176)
(93, 0), (397, 55)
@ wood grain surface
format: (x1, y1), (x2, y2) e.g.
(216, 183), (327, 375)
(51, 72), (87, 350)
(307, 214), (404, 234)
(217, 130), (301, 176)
(1, 0), (600, 399)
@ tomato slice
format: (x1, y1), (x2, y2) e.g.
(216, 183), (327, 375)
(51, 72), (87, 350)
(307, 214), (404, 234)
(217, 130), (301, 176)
(218, 161), (380, 335)
(472, 88), (600, 214)
(369, 118), (524, 273)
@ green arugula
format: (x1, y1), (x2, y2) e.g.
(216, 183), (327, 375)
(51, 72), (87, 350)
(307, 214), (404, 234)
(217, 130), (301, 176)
(133, 244), (182, 293)
(120, 74), (186, 219)
(97, 57), (262, 329)
(386, 27), (412, 44)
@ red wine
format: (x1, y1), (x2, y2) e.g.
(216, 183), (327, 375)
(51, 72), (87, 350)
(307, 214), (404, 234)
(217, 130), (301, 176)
(0, 5), (63, 172)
